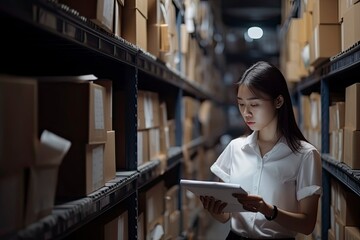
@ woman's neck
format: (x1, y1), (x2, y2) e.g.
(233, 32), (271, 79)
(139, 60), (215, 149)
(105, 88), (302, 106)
(257, 130), (282, 157)
(258, 127), (281, 143)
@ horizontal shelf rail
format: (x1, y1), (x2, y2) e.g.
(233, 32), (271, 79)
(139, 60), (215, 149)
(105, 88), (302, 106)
(15, 172), (138, 240)
(295, 41), (360, 94)
(322, 154), (360, 197)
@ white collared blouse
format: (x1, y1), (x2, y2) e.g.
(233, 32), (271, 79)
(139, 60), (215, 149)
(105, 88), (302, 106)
(210, 131), (322, 239)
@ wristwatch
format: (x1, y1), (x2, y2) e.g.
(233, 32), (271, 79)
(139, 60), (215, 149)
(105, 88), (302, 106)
(265, 205), (278, 221)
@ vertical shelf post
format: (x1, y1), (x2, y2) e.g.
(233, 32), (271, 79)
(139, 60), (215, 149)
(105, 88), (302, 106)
(320, 78), (330, 239)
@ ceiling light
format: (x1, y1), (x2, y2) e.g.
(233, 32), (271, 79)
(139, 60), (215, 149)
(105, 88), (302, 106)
(247, 27), (263, 39)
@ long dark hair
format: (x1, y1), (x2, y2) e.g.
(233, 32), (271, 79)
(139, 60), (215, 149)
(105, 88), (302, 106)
(236, 61), (307, 153)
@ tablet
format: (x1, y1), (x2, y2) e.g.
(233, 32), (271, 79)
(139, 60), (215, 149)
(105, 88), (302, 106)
(180, 179), (247, 212)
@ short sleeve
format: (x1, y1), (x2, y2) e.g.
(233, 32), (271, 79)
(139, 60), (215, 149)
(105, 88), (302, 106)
(210, 141), (234, 183)
(297, 149), (322, 200)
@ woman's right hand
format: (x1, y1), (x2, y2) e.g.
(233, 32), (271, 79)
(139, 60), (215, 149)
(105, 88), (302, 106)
(199, 195), (227, 215)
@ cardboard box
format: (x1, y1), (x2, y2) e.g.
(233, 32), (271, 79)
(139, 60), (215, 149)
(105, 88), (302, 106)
(310, 92), (321, 131)
(139, 180), (165, 237)
(338, 0), (356, 22)
(335, 184), (360, 225)
(345, 83), (360, 130)
(137, 212), (145, 240)
(329, 102), (345, 132)
(164, 210), (180, 239)
(183, 118), (194, 145)
(94, 79), (113, 131)
(146, 181), (165, 225)
(59, 0), (114, 32)
(149, 128), (161, 160)
(104, 130), (116, 182)
(0, 76), (37, 176)
(122, 0), (148, 50)
(344, 128), (360, 169)
(56, 143), (105, 198)
(328, 228), (335, 240)
(147, 0), (170, 57)
(114, 0), (123, 37)
(330, 129), (344, 161)
(312, 0), (338, 27)
(345, 226), (360, 240)
(287, 18), (307, 44)
(167, 119), (176, 147)
(182, 96), (200, 119)
(165, 184), (179, 214)
(335, 216), (345, 240)
(25, 166), (60, 225)
(341, 2), (360, 51)
(0, 171), (24, 237)
(39, 80), (107, 144)
(86, 144), (105, 193)
(25, 130), (71, 226)
(137, 130), (149, 166)
(310, 24), (341, 67)
(124, 0), (147, 18)
(104, 210), (128, 240)
(147, 215), (164, 240)
(137, 91), (160, 130)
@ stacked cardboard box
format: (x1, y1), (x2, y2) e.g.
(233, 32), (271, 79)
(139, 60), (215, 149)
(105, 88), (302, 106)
(38, 77), (113, 199)
(328, 178), (360, 240)
(329, 102), (345, 161)
(0, 76), (37, 236)
(344, 83), (360, 169)
(122, 0), (148, 50)
(0, 76), (72, 235)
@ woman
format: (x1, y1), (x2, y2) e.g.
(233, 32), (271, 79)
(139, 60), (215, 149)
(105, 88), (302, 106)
(200, 61), (322, 239)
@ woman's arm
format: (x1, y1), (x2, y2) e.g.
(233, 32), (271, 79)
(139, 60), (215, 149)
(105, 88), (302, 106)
(273, 194), (320, 235)
(233, 193), (320, 235)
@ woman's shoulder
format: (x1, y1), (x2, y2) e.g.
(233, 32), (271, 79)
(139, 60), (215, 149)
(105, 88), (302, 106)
(299, 140), (320, 155)
(229, 135), (249, 146)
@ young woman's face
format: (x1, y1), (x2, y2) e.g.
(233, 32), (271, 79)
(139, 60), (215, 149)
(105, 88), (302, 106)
(237, 85), (278, 131)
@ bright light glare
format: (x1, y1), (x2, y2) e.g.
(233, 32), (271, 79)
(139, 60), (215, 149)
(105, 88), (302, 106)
(247, 27), (263, 39)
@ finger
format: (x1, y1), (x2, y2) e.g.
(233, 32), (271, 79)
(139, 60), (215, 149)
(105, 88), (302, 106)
(243, 204), (257, 212)
(216, 202), (228, 214)
(232, 193), (248, 199)
(219, 202), (228, 212)
(202, 196), (210, 209)
(241, 194), (261, 201)
(213, 200), (222, 210)
(207, 197), (216, 209)
(213, 200), (226, 214)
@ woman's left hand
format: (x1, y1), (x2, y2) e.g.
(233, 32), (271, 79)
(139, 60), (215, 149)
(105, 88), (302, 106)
(232, 193), (267, 213)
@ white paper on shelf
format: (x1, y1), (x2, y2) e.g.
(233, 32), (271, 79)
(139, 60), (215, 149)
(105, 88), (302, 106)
(180, 179), (247, 212)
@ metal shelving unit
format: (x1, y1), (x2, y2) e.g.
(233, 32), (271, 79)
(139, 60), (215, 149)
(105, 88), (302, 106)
(294, 41), (360, 240)
(0, 0), (223, 239)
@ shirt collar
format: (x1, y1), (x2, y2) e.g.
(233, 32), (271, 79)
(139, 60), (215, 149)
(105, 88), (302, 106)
(242, 131), (290, 151)
(243, 131), (258, 149)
